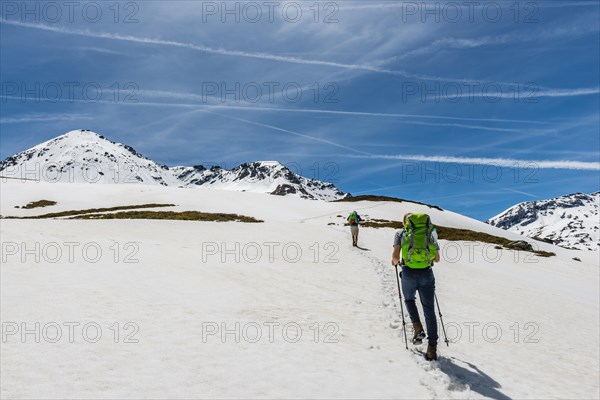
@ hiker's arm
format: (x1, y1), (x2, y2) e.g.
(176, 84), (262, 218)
(391, 245), (401, 266)
(433, 239), (441, 263)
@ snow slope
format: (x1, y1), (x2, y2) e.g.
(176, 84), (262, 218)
(487, 192), (600, 251)
(1, 180), (599, 399)
(0, 130), (346, 201)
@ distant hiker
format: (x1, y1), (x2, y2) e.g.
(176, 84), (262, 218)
(347, 211), (363, 247)
(391, 213), (441, 361)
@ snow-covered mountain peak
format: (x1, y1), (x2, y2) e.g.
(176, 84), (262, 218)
(0, 129), (174, 186)
(60, 129), (102, 139)
(1, 130), (347, 200)
(176, 159), (346, 201)
(487, 191), (599, 251)
(50, 129), (152, 160)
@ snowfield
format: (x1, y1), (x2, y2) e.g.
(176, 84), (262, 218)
(1, 180), (599, 399)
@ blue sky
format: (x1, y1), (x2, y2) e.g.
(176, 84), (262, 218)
(1, 1), (599, 220)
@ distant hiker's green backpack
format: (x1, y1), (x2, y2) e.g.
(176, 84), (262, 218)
(348, 212), (357, 225)
(401, 213), (437, 269)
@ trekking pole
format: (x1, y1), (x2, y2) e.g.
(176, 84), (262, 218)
(434, 293), (450, 347)
(394, 264), (409, 350)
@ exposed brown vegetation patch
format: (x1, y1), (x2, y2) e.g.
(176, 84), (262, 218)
(17, 200), (57, 209)
(334, 195), (443, 211)
(71, 210), (263, 223)
(8, 204), (176, 219)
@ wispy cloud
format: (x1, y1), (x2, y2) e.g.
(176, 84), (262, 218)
(0, 19), (435, 79)
(170, 108), (599, 172)
(139, 89), (271, 107)
(375, 119), (552, 134)
(2, 18), (598, 97)
(203, 110), (372, 155)
(139, 91), (550, 124)
(503, 187), (538, 198)
(2, 93), (554, 128)
(340, 1), (599, 11)
(0, 113), (92, 124)
(469, 87), (600, 98)
(349, 154), (600, 171)
(76, 46), (126, 55)
(388, 24), (599, 62)
(141, 92), (550, 124)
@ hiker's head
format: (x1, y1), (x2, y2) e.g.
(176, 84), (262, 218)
(403, 213), (412, 224)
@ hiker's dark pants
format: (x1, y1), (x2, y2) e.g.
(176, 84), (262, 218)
(401, 267), (438, 346)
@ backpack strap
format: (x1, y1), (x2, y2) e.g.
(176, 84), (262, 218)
(406, 219), (416, 263)
(424, 216), (431, 264)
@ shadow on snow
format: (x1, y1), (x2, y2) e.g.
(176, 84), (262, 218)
(440, 356), (511, 400)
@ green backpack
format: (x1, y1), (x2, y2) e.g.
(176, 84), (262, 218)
(401, 213), (437, 269)
(348, 212), (357, 225)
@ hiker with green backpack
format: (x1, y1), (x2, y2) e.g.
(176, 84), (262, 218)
(347, 211), (363, 247)
(391, 213), (441, 361)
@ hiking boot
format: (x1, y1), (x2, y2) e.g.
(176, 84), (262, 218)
(425, 344), (438, 361)
(412, 322), (426, 345)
